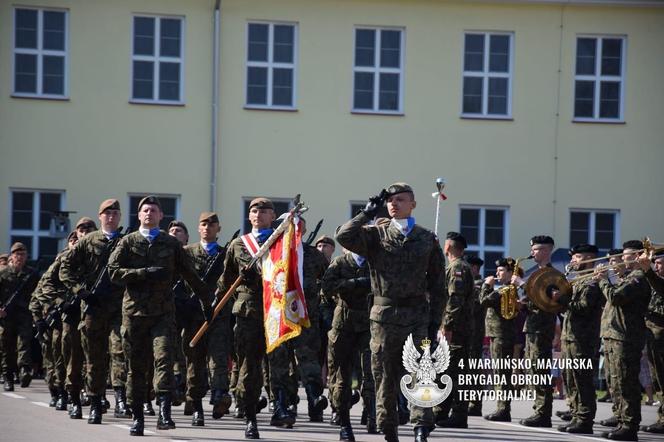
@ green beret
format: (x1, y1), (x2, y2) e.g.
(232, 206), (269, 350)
(385, 182), (413, 197)
(137, 195), (162, 211)
(249, 197), (274, 210)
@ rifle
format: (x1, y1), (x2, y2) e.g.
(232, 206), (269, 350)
(305, 219), (324, 245)
(0, 268), (38, 320)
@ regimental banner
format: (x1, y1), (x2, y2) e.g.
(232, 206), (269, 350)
(262, 216), (310, 353)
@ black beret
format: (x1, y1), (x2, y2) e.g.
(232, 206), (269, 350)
(446, 231), (467, 249)
(607, 248), (623, 257)
(466, 256), (484, 267)
(569, 243), (598, 256)
(168, 220), (188, 234)
(622, 240), (643, 251)
(137, 195), (162, 211)
(530, 235), (554, 246)
(495, 257), (516, 270)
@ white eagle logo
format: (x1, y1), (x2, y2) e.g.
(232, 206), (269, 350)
(400, 334), (453, 407)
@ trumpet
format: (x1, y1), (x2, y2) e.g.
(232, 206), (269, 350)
(499, 255), (532, 320)
(564, 237), (664, 275)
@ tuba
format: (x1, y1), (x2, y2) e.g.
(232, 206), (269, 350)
(499, 256), (531, 319)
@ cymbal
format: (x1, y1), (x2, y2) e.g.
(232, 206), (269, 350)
(525, 267), (571, 314)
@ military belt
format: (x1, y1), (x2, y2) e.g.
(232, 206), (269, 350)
(372, 296), (425, 308)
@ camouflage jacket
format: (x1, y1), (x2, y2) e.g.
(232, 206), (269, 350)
(599, 268), (651, 344)
(479, 283), (515, 340)
(472, 275), (485, 342)
(60, 230), (124, 313)
(301, 244), (328, 316)
(443, 257), (475, 343)
(558, 279), (603, 346)
(321, 252), (371, 312)
(29, 277), (46, 321)
(644, 269), (664, 319)
(0, 264), (39, 318)
(30, 250), (69, 320)
(523, 265), (556, 339)
(181, 242), (226, 321)
(217, 235), (265, 320)
(336, 212), (446, 328)
(108, 231), (211, 317)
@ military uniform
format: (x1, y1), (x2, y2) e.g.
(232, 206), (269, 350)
(467, 267), (485, 416)
(322, 251), (376, 437)
(336, 186), (446, 441)
(0, 251), (39, 391)
(643, 267), (664, 432)
(599, 266), (651, 435)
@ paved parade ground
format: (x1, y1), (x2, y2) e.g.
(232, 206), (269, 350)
(1, 384), (660, 442)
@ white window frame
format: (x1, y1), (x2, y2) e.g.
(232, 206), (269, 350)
(244, 21), (298, 110)
(573, 35), (626, 123)
(127, 193), (180, 230)
(12, 7), (69, 99)
(352, 26), (405, 115)
(459, 205), (510, 261)
(569, 209), (620, 250)
(8, 188), (66, 260)
(460, 31), (513, 119)
(130, 15), (186, 105)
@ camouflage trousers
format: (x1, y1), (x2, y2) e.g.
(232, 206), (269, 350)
(62, 319), (83, 393)
(0, 315), (33, 377)
(122, 313), (175, 404)
(525, 333), (553, 418)
(370, 320), (433, 432)
(561, 339), (598, 424)
(234, 315), (266, 417)
(468, 317), (485, 412)
(207, 306), (232, 392)
(646, 320), (664, 423)
(81, 306), (125, 396)
(489, 336), (515, 412)
(41, 327), (65, 389)
(182, 318), (209, 401)
(328, 305), (374, 413)
(604, 337), (643, 429)
(435, 341), (469, 419)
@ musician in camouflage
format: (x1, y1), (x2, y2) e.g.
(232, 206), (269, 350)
(466, 255), (485, 417)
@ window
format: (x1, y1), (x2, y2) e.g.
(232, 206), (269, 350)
(13, 7), (68, 98)
(128, 195), (179, 231)
(246, 22), (297, 109)
(460, 206), (509, 277)
(242, 198), (292, 233)
(131, 15), (184, 104)
(462, 32), (513, 118)
(573, 36), (626, 121)
(9, 189), (64, 260)
(570, 210), (619, 253)
(353, 27), (404, 114)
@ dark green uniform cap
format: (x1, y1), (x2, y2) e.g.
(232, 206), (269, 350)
(199, 211), (219, 224)
(249, 197), (274, 210)
(314, 235), (335, 247)
(168, 220), (188, 234)
(10, 242), (28, 253)
(385, 182), (413, 197)
(137, 195), (161, 211)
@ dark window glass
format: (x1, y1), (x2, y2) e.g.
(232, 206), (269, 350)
(488, 78), (508, 115)
(134, 17), (155, 56)
(248, 24), (268, 62)
(39, 193), (61, 230)
(464, 34), (484, 71)
(485, 210), (504, 246)
(595, 213), (615, 250)
(489, 35), (509, 72)
(378, 73), (399, 110)
(574, 80), (594, 118)
(601, 38), (622, 76)
(462, 77), (483, 114)
(14, 53), (37, 93)
(129, 196), (177, 231)
(159, 62), (180, 101)
(132, 61), (154, 99)
(39, 237), (60, 260)
(380, 30), (400, 68)
(247, 66), (268, 105)
(15, 9), (38, 49)
(353, 72), (374, 109)
(43, 11), (65, 51)
(460, 209), (480, 245)
(12, 191), (34, 230)
(599, 81), (620, 119)
(355, 29), (375, 67)
(570, 212), (590, 246)
(43, 55), (64, 95)
(484, 251), (503, 278)
(160, 18), (181, 57)
(273, 25), (294, 63)
(272, 68), (293, 106)
(576, 38), (596, 75)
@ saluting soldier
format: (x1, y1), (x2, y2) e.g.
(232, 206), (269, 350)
(60, 199), (130, 424)
(336, 182), (446, 442)
(480, 258), (518, 422)
(108, 196), (212, 436)
(436, 232), (475, 429)
(596, 240), (652, 441)
(553, 244), (604, 434)
(466, 255), (485, 417)
(0, 242), (39, 391)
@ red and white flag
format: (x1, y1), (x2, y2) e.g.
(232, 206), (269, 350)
(262, 216), (310, 353)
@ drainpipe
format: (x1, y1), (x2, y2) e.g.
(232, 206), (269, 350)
(552, 4), (565, 238)
(210, 0), (221, 211)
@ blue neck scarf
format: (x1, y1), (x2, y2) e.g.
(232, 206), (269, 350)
(204, 242), (219, 256)
(140, 227), (160, 242)
(255, 228), (274, 244)
(351, 253), (366, 267)
(391, 217), (416, 237)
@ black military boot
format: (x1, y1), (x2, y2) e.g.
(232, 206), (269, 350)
(172, 374), (184, 407)
(19, 366), (32, 388)
(330, 404), (340, 426)
(271, 390), (296, 427)
(556, 409), (573, 421)
(3, 372), (14, 392)
(69, 391), (82, 419)
(519, 414), (551, 427)
(414, 426), (429, 442)
(55, 388), (68, 411)
(245, 405), (260, 439)
(305, 384), (328, 422)
(81, 390), (90, 406)
(484, 408), (511, 422)
(436, 412), (468, 428)
(566, 420), (594, 434)
(48, 387), (59, 407)
(641, 421), (664, 433)
(211, 389), (232, 419)
(157, 393), (176, 430)
(467, 403), (482, 417)
(130, 402), (144, 436)
(234, 405), (246, 419)
(602, 426), (638, 441)
(143, 400), (155, 416)
(257, 395), (268, 414)
(192, 399), (205, 426)
(101, 394), (110, 413)
(383, 426), (400, 442)
(88, 396), (103, 424)
(339, 409), (355, 441)
(366, 397), (378, 434)
(398, 393), (410, 425)
(600, 416), (620, 427)
(114, 387), (132, 418)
